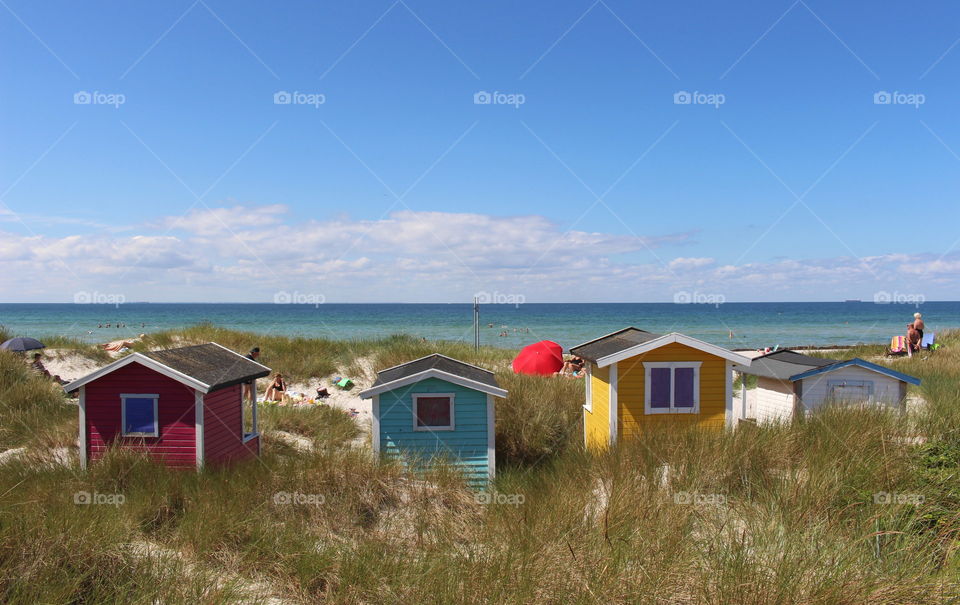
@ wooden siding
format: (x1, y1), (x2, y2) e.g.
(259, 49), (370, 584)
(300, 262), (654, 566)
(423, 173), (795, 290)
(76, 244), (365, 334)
(378, 377), (492, 483)
(584, 364), (610, 450)
(203, 384), (257, 466)
(754, 377), (795, 424)
(617, 342), (727, 437)
(798, 366), (906, 411)
(85, 362), (196, 467)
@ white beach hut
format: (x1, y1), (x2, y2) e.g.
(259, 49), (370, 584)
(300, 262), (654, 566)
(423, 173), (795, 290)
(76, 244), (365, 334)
(733, 350), (920, 424)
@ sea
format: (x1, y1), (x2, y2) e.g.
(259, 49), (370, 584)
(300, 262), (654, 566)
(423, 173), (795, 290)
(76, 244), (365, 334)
(1, 302), (957, 351)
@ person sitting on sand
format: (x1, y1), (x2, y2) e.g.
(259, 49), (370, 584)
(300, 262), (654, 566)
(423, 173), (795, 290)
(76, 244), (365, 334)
(265, 373), (286, 401)
(559, 355), (586, 377)
(906, 323), (921, 355)
(912, 312), (925, 342)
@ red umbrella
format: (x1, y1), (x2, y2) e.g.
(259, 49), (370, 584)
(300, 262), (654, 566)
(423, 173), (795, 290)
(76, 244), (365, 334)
(512, 340), (564, 375)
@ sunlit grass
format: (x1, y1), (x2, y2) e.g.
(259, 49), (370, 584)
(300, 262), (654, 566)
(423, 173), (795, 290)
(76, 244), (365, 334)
(0, 328), (957, 602)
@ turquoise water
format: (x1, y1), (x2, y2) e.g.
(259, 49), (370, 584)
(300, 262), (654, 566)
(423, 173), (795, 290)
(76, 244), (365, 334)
(0, 302), (956, 351)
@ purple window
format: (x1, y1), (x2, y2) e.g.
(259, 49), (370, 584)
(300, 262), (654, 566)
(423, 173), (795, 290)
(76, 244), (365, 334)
(650, 368), (671, 408)
(122, 396), (157, 436)
(415, 396), (452, 428)
(674, 367), (695, 407)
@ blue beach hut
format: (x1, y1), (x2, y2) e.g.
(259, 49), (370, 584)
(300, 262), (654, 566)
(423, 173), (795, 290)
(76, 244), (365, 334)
(359, 354), (507, 483)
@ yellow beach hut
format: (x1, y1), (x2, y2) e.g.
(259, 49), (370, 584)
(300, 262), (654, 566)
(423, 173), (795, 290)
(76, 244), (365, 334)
(573, 328), (753, 449)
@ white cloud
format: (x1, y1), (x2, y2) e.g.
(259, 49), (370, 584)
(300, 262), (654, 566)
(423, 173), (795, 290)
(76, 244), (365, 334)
(1, 204), (958, 302)
(669, 257), (715, 271)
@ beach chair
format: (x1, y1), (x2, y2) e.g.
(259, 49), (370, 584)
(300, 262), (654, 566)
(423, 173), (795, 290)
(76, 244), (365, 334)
(921, 332), (936, 350)
(887, 335), (907, 356)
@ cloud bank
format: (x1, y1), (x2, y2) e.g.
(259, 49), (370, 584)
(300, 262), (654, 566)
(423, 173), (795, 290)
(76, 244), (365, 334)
(1, 204), (957, 303)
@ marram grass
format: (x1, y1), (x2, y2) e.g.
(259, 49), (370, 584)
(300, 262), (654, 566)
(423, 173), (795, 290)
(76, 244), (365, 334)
(0, 329), (957, 603)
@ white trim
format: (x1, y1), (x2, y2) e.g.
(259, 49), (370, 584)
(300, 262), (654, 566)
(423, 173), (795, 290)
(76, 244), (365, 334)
(412, 393), (456, 431)
(195, 390), (204, 468)
(243, 378), (259, 445)
(642, 362), (702, 414)
(371, 395), (381, 454)
(594, 333), (752, 368)
(64, 353), (210, 394)
(486, 394), (496, 480)
(583, 364), (593, 412)
(740, 371), (748, 421)
(608, 363), (618, 445)
(725, 361), (734, 428)
(120, 393), (160, 437)
(78, 386), (87, 470)
(359, 368), (507, 399)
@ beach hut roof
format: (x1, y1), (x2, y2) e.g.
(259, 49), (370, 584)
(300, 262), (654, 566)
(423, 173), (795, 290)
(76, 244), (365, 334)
(570, 327), (752, 367)
(570, 327), (661, 361)
(788, 358), (921, 385)
(359, 354), (506, 399)
(732, 349), (837, 381)
(63, 342), (271, 394)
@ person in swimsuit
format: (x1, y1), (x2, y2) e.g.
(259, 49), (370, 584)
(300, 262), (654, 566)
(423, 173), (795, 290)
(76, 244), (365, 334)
(912, 312), (925, 342)
(265, 373), (286, 401)
(906, 323), (921, 355)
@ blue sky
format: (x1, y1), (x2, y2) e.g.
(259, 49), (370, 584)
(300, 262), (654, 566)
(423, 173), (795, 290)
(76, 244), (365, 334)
(2, 0), (959, 302)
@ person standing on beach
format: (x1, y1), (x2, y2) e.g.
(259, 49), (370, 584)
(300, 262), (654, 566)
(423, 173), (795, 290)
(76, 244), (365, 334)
(244, 347), (260, 401)
(912, 312), (925, 342)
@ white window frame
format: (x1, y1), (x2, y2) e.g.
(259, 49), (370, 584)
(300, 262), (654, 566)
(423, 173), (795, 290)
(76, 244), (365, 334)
(583, 364), (593, 411)
(243, 378), (259, 443)
(643, 362), (702, 414)
(121, 393), (160, 437)
(412, 393), (456, 431)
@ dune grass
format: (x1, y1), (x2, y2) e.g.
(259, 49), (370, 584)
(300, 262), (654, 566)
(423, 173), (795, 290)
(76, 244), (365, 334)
(0, 328), (958, 602)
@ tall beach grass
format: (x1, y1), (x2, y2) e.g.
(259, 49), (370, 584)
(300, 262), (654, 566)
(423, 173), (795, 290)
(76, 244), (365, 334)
(0, 328), (957, 602)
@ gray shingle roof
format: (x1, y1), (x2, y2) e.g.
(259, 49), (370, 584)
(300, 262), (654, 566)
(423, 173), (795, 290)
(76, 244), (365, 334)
(569, 327), (662, 363)
(143, 343), (271, 391)
(733, 349), (837, 381)
(371, 354), (500, 391)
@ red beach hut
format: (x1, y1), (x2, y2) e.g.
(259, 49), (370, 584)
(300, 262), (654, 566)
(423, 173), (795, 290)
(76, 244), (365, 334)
(64, 343), (270, 469)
